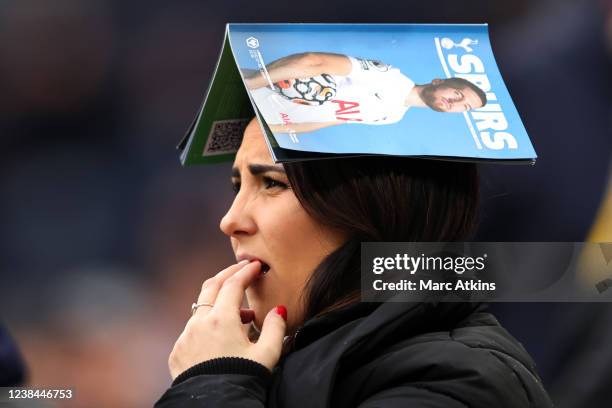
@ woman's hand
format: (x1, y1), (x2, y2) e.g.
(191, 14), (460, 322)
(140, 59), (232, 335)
(168, 260), (287, 380)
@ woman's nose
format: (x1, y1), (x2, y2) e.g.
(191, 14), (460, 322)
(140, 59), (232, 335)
(219, 194), (257, 237)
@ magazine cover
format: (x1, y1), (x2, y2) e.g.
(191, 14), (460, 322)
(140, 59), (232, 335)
(180, 24), (536, 165)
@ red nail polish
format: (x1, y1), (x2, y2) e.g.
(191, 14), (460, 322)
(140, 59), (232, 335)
(275, 305), (287, 321)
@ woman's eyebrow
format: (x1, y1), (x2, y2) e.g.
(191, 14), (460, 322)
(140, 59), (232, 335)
(231, 164), (286, 178)
(248, 164), (286, 176)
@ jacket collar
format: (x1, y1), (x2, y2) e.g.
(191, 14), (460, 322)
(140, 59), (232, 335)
(271, 300), (483, 408)
(292, 299), (484, 351)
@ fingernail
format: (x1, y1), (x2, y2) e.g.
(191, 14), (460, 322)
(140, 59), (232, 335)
(238, 260), (249, 265)
(275, 305), (287, 321)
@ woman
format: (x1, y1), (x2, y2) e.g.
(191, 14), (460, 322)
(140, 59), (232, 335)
(155, 119), (553, 407)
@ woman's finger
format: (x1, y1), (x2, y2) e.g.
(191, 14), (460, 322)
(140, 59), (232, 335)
(256, 306), (287, 370)
(214, 261), (262, 313)
(195, 260), (249, 313)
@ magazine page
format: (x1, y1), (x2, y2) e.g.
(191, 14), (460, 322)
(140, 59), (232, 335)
(180, 32), (255, 165)
(228, 23), (536, 163)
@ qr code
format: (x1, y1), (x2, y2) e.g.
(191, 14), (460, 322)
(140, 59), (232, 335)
(203, 119), (250, 156)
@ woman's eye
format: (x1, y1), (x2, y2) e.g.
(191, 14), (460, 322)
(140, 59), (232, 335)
(231, 182), (240, 194)
(263, 176), (288, 190)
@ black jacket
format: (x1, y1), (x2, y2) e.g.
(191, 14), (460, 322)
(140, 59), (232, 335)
(155, 301), (553, 407)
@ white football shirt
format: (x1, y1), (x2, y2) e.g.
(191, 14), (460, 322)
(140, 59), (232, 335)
(250, 56), (415, 126)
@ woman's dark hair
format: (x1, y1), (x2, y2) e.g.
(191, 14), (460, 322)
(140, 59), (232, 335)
(283, 156), (479, 321)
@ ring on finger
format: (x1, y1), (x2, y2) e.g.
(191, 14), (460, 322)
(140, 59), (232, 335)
(191, 302), (214, 315)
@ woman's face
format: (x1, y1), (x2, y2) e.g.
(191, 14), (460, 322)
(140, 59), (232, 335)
(220, 119), (346, 331)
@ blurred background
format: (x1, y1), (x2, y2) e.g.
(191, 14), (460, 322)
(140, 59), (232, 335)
(0, 0), (610, 406)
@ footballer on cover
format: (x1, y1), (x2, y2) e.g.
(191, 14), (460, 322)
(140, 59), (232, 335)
(179, 23), (536, 165)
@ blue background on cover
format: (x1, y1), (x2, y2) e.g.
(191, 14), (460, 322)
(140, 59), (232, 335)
(228, 24), (535, 160)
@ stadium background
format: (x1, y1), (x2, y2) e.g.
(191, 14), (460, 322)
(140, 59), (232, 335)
(1, 0), (610, 406)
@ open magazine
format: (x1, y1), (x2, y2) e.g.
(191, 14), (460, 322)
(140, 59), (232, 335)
(179, 23), (536, 165)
